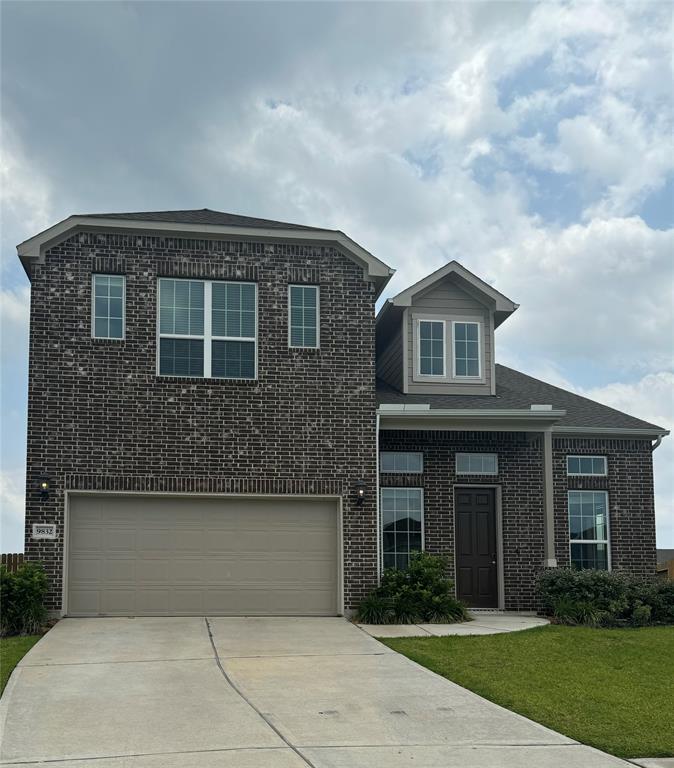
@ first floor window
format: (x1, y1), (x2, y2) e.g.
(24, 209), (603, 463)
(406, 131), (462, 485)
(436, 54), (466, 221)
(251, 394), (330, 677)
(158, 278), (256, 379)
(381, 488), (423, 570)
(456, 453), (497, 475)
(418, 320), (445, 376)
(567, 456), (607, 476)
(92, 274), (125, 339)
(452, 321), (480, 377)
(380, 452), (423, 473)
(569, 491), (609, 570)
(289, 285), (319, 348)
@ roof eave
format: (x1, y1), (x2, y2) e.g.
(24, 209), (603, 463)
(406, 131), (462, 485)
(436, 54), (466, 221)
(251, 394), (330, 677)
(17, 216), (396, 294)
(377, 407), (566, 432)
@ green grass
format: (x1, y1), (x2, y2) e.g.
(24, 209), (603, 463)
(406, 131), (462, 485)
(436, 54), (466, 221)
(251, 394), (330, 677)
(1, 635), (41, 695)
(382, 625), (674, 759)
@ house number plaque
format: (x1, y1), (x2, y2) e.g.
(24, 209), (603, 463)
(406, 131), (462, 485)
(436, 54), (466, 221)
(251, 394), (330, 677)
(32, 524), (57, 540)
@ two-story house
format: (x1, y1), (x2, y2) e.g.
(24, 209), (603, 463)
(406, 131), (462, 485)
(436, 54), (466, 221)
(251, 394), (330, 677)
(18, 209), (668, 617)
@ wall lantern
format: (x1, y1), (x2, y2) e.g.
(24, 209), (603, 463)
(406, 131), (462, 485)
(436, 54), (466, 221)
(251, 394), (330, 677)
(355, 479), (366, 507)
(38, 475), (52, 501)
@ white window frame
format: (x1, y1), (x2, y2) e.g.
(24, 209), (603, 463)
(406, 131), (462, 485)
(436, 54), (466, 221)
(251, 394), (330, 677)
(455, 453), (498, 475)
(415, 318), (446, 379)
(379, 452), (424, 474)
(156, 278), (258, 380)
(288, 284), (320, 349)
(380, 487), (425, 570)
(451, 320), (482, 379)
(566, 455), (608, 477)
(568, 490), (611, 570)
(91, 274), (126, 340)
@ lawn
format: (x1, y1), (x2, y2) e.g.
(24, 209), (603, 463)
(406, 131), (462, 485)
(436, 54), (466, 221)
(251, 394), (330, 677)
(382, 624), (674, 759)
(0, 636), (41, 695)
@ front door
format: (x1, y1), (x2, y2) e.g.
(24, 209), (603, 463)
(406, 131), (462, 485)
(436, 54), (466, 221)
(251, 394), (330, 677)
(455, 488), (498, 608)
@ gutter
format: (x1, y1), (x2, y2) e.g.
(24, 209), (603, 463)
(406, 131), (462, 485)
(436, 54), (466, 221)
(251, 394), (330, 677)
(377, 407), (567, 419)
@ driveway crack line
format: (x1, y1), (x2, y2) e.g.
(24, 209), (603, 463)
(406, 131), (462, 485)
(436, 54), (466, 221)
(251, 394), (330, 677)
(204, 617), (317, 768)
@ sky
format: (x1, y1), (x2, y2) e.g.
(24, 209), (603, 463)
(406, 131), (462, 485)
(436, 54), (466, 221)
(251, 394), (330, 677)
(0, 1), (672, 552)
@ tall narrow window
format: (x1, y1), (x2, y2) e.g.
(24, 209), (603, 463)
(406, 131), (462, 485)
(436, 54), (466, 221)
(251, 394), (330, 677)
(92, 275), (125, 339)
(453, 321), (480, 377)
(418, 320), (445, 376)
(158, 279), (256, 379)
(212, 282), (257, 379)
(289, 285), (319, 348)
(381, 488), (423, 570)
(568, 491), (610, 570)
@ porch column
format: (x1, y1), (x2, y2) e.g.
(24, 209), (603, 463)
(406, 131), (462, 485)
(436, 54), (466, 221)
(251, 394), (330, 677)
(542, 429), (557, 567)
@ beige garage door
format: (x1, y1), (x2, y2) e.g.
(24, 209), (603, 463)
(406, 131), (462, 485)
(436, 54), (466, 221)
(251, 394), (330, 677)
(67, 495), (339, 616)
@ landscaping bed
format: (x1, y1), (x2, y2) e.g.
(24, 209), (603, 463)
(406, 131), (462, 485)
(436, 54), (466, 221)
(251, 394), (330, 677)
(382, 624), (674, 759)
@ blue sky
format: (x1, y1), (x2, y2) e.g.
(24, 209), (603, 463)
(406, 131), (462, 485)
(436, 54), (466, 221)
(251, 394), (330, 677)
(1, 1), (672, 551)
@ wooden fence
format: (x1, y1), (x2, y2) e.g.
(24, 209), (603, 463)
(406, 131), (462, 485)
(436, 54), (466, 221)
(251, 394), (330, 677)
(1, 553), (24, 572)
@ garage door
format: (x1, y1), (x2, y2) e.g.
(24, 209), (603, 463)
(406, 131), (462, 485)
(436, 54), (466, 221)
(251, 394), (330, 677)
(67, 495), (339, 616)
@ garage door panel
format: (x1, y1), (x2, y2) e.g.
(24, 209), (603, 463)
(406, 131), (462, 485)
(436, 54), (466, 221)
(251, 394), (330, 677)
(68, 495), (339, 616)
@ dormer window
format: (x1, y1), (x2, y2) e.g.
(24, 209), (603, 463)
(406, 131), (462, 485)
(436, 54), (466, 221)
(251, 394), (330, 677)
(418, 320), (445, 376)
(452, 321), (481, 378)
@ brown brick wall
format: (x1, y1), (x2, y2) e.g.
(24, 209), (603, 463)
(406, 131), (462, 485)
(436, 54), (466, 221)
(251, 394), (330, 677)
(552, 437), (656, 576)
(25, 231), (378, 612)
(380, 431), (657, 610)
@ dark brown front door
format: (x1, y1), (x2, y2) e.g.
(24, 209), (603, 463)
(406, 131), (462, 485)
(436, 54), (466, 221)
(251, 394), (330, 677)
(455, 488), (498, 608)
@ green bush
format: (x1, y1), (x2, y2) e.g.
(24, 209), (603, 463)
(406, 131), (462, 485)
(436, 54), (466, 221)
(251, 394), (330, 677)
(356, 552), (469, 625)
(0, 562), (49, 636)
(537, 568), (674, 628)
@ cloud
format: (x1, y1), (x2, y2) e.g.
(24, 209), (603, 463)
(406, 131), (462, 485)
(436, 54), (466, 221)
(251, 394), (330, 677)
(0, 469), (25, 553)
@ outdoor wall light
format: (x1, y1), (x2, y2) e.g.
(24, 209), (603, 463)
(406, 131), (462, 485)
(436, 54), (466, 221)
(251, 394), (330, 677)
(355, 479), (366, 507)
(38, 475), (52, 501)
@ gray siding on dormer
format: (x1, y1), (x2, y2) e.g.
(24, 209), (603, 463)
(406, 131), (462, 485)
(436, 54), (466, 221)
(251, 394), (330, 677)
(404, 279), (494, 395)
(376, 323), (404, 391)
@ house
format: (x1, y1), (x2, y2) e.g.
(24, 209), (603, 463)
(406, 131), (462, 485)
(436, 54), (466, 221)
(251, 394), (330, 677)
(18, 209), (668, 617)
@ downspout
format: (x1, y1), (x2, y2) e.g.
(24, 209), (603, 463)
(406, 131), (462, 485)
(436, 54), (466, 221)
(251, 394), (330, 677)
(376, 410), (381, 583)
(651, 436), (663, 452)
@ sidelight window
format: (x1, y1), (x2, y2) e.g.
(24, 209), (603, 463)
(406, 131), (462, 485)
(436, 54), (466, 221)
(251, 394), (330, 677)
(381, 488), (424, 570)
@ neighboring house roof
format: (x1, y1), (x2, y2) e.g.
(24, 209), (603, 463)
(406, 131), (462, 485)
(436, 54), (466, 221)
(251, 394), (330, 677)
(377, 260), (519, 331)
(657, 549), (674, 565)
(17, 208), (395, 297)
(377, 364), (668, 435)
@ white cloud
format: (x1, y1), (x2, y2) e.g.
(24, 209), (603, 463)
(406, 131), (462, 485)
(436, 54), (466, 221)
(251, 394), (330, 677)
(0, 469), (25, 553)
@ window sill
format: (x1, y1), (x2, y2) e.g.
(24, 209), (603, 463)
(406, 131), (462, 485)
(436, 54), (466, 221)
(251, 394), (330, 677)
(92, 337), (125, 345)
(155, 375), (258, 385)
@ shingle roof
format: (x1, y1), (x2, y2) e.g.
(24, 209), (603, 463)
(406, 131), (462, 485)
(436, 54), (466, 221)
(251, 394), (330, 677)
(377, 364), (666, 432)
(80, 208), (329, 232)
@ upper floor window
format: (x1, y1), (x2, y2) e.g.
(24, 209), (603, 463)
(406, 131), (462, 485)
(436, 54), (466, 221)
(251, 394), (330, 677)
(380, 452), (423, 473)
(289, 285), (319, 348)
(418, 320), (445, 376)
(92, 275), (125, 339)
(158, 278), (256, 379)
(456, 453), (498, 475)
(567, 456), (607, 476)
(452, 321), (480, 377)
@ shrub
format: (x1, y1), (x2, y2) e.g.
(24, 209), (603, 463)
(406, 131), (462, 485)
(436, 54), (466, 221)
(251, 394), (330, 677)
(0, 562), (49, 636)
(356, 552), (469, 624)
(537, 568), (674, 628)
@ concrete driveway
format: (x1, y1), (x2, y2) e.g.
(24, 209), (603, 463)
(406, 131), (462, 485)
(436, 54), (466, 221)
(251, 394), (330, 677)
(1, 617), (631, 767)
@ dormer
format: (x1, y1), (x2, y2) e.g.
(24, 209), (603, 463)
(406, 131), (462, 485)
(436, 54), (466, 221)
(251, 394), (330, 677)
(376, 261), (518, 396)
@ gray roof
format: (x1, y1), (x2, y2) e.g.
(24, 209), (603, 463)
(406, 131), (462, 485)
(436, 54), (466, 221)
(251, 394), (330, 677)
(79, 208), (328, 232)
(657, 549), (674, 565)
(377, 364), (666, 432)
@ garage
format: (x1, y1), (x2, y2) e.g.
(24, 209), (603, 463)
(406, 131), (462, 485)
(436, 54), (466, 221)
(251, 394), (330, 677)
(66, 494), (340, 616)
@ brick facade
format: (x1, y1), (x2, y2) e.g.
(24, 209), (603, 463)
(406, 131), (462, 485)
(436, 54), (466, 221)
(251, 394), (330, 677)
(25, 231), (378, 613)
(552, 437), (656, 577)
(380, 430), (657, 610)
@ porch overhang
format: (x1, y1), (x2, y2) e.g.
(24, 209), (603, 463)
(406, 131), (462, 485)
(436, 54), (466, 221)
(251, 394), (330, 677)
(377, 406), (566, 432)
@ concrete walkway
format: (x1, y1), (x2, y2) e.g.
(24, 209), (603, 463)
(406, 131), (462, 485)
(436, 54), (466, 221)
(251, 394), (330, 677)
(0, 617), (632, 767)
(359, 611), (549, 637)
